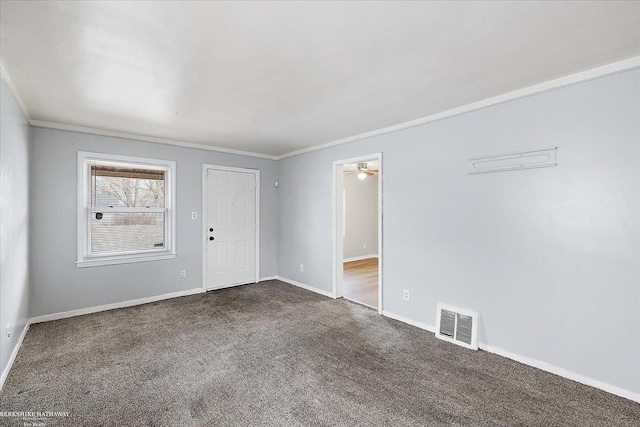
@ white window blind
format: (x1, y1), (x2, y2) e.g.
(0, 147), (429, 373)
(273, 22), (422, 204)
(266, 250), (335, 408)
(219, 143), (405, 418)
(89, 162), (167, 254)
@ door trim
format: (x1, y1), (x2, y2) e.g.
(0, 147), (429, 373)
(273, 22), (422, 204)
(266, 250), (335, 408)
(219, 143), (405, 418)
(202, 164), (260, 292)
(332, 153), (383, 314)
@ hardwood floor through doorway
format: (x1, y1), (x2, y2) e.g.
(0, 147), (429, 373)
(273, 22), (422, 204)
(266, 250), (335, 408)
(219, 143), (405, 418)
(343, 257), (378, 308)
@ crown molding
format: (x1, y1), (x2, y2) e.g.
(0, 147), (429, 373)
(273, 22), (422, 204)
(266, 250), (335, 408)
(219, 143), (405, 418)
(2, 61), (278, 160)
(30, 120), (279, 160)
(0, 62), (32, 121)
(4, 56), (639, 161)
(277, 55), (640, 160)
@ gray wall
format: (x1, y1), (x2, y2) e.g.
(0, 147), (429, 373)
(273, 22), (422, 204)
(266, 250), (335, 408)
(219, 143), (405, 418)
(278, 69), (640, 394)
(343, 172), (378, 259)
(0, 74), (30, 382)
(30, 127), (278, 317)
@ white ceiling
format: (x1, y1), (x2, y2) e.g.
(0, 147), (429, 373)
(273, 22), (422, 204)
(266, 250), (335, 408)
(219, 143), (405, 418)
(1, 1), (639, 157)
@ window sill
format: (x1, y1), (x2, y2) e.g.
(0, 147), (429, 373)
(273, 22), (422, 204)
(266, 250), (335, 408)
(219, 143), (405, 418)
(76, 252), (177, 268)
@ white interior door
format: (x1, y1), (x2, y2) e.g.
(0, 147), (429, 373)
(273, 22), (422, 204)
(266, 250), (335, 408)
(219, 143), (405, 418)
(205, 169), (257, 289)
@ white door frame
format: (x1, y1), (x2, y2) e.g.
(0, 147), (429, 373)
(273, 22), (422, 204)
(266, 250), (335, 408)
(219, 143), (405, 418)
(202, 164), (260, 292)
(332, 153), (383, 314)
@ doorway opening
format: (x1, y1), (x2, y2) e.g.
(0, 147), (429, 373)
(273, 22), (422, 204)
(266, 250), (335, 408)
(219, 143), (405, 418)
(333, 153), (382, 313)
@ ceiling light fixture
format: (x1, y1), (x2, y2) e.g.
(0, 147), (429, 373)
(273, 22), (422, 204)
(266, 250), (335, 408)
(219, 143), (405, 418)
(345, 162), (378, 179)
(357, 162), (370, 180)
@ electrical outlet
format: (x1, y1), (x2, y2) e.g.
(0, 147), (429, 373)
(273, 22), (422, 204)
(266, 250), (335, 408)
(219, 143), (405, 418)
(191, 212), (197, 220)
(6, 324), (10, 340)
(299, 264), (304, 272)
(363, 243), (366, 249)
(403, 290), (410, 301)
(180, 270), (187, 278)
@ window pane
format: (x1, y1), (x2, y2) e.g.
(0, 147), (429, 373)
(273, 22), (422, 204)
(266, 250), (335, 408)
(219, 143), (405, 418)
(90, 212), (165, 254)
(91, 164), (165, 208)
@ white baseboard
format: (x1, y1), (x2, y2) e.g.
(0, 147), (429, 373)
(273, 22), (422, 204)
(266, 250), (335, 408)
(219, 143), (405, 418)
(259, 276), (277, 281)
(30, 288), (204, 324)
(382, 310), (437, 333)
(478, 343), (640, 403)
(343, 254), (378, 263)
(0, 322), (30, 391)
(381, 310), (639, 403)
(275, 276), (335, 299)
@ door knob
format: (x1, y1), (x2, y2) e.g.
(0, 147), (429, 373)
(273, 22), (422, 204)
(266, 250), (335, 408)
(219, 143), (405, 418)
(209, 228), (213, 232)
(209, 236), (214, 241)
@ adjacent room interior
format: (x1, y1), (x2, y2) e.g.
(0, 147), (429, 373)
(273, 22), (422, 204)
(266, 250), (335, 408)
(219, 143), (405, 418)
(0, 1), (639, 426)
(342, 159), (380, 309)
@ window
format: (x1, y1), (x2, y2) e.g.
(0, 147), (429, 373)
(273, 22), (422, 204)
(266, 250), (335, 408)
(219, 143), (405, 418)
(77, 152), (176, 267)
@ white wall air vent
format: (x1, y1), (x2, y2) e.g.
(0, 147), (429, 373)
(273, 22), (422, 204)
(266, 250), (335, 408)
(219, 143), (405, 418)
(435, 303), (479, 350)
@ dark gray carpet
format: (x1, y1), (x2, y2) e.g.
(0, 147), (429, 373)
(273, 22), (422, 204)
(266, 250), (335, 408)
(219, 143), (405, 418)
(1, 280), (638, 426)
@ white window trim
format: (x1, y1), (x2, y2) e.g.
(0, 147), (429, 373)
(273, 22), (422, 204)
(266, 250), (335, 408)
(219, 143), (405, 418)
(76, 151), (177, 268)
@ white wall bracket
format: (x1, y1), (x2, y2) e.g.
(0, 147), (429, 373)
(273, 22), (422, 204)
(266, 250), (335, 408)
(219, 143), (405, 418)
(469, 147), (557, 174)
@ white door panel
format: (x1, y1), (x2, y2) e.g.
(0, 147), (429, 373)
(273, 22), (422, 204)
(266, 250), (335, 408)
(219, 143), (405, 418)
(206, 169), (256, 289)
